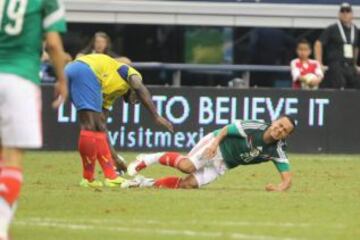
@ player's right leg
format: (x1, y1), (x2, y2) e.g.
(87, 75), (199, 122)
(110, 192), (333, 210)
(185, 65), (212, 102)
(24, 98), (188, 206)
(0, 74), (42, 239)
(128, 133), (214, 176)
(153, 160), (227, 189)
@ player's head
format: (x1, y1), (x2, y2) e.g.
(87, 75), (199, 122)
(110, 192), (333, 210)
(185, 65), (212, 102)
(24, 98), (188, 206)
(296, 39), (311, 60)
(93, 32), (112, 53)
(339, 2), (353, 24)
(268, 115), (296, 140)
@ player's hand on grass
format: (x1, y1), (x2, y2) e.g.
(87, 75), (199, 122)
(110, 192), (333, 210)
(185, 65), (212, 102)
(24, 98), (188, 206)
(265, 183), (280, 192)
(52, 79), (68, 109)
(155, 116), (174, 132)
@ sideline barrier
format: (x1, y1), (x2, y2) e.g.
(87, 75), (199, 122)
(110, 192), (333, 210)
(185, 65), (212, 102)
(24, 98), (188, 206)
(132, 63), (291, 86)
(43, 86), (360, 153)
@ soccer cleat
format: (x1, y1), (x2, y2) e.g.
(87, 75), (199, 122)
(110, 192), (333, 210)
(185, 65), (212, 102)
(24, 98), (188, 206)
(121, 175), (155, 189)
(127, 154), (147, 177)
(79, 179), (103, 188)
(104, 176), (126, 187)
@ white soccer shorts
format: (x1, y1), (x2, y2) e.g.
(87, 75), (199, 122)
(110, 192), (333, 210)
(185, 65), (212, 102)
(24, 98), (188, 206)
(0, 73), (42, 148)
(187, 133), (227, 187)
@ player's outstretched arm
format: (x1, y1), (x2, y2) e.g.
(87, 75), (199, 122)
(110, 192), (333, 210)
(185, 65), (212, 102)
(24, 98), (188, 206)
(128, 75), (174, 132)
(265, 171), (292, 192)
(45, 32), (68, 108)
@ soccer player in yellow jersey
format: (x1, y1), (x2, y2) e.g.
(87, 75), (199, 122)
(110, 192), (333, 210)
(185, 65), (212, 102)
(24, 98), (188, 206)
(65, 54), (173, 188)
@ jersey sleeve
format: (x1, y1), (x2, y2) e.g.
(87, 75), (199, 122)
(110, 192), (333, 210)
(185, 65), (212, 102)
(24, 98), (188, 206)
(290, 59), (301, 82)
(272, 160), (290, 173)
(314, 61), (324, 79)
(42, 0), (67, 33)
(271, 141), (290, 173)
(226, 120), (247, 137)
(117, 64), (143, 82)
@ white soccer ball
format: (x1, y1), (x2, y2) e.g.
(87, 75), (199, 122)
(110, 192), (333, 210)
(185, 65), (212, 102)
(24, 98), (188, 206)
(302, 73), (318, 90)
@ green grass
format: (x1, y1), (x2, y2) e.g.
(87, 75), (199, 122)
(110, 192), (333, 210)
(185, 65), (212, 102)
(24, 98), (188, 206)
(10, 152), (360, 240)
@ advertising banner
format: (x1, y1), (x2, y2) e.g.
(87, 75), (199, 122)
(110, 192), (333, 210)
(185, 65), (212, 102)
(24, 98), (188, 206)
(42, 86), (360, 153)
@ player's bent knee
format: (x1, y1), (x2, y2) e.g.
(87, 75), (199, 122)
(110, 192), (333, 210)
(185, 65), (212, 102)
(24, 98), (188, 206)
(178, 159), (197, 174)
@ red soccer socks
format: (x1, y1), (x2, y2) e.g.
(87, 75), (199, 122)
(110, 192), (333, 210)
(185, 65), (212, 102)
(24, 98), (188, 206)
(0, 167), (23, 206)
(94, 132), (118, 180)
(78, 130), (97, 181)
(159, 152), (183, 168)
(78, 130), (117, 180)
(154, 176), (181, 189)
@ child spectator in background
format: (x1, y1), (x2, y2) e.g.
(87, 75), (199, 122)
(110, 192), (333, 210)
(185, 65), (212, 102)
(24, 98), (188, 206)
(291, 39), (323, 90)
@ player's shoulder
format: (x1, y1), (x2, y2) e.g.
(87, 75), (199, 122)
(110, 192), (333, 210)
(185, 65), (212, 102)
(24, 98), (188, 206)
(241, 120), (268, 130)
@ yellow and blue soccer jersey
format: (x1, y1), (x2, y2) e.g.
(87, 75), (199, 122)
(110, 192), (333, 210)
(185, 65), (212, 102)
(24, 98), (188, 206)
(77, 54), (142, 109)
(66, 54), (142, 112)
(0, 0), (67, 84)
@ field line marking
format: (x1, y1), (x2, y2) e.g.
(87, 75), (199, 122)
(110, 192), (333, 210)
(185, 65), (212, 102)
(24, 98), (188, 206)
(14, 218), (304, 240)
(21, 217), (344, 229)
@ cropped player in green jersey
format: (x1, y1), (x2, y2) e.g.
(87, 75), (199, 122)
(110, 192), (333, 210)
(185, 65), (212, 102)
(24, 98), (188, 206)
(0, 1), (67, 239)
(126, 116), (295, 192)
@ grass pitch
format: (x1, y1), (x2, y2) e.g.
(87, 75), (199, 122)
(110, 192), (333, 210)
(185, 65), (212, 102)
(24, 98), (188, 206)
(11, 152), (360, 240)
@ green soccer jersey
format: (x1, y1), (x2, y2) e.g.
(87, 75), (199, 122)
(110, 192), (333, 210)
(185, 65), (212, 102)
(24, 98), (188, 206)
(213, 120), (290, 173)
(0, 0), (66, 84)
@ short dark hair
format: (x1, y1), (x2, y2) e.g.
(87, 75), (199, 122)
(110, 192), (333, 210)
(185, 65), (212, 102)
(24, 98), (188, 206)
(297, 38), (311, 48)
(278, 115), (296, 132)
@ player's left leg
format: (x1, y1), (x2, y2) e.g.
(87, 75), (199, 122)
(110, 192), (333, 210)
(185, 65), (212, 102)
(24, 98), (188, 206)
(94, 130), (125, 187)
(128, 152), (195, 176)
(128, 133), (215, 176)
(153, 174), (198, 189)
(0, 148), (23, 240)
(0, 74), (42, 239)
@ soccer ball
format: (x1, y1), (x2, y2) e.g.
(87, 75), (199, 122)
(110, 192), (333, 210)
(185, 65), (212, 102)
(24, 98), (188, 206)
(302, 73), (318, 90)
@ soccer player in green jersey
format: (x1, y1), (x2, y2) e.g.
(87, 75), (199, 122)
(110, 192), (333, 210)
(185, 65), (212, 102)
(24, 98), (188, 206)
(0, 1), (67, 239)
(126, 115), (295, 192)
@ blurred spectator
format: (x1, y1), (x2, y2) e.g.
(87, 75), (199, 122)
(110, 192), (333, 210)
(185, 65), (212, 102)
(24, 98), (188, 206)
(249, 28), (295, 87)
(41, 47), (72, 83)
(291, 39), (323, 90)
(314, 2), (360, 89)
(76, 32), (119, 58)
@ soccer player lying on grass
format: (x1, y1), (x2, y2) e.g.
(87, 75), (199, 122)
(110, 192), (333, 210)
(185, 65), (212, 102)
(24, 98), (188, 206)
(65, 54), (173, 188)
(125, 116), (295, 191)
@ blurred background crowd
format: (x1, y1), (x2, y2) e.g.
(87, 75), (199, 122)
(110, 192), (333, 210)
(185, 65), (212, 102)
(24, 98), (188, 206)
(41, 1), (360, 90)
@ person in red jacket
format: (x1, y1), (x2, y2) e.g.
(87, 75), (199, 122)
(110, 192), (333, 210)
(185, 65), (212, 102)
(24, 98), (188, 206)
(291, 39), (323, 90)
